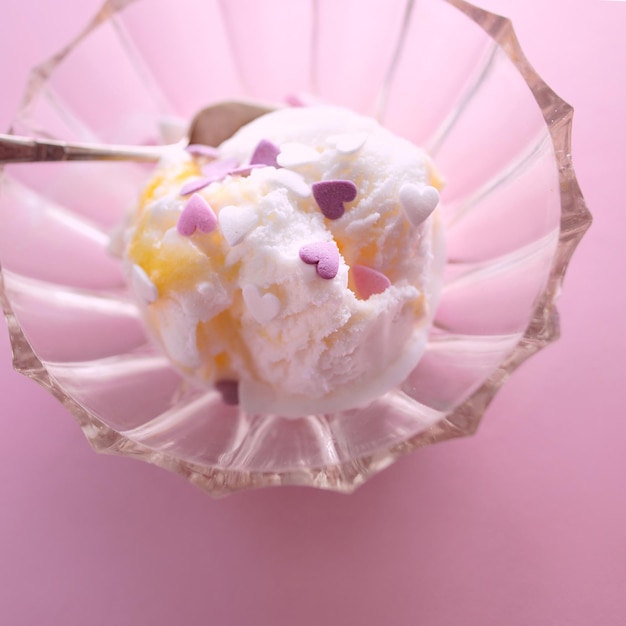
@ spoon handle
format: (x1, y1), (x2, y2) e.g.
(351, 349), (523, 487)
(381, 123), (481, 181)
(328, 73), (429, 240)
(0, 133), (172, 164)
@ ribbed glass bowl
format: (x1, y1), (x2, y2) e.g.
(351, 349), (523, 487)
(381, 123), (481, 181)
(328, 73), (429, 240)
(0, 0), (590, 495)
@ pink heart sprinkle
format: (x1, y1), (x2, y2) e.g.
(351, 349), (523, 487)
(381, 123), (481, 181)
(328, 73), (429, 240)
(185, 144), (220, 158)
(177, 193), (217, 236)
(180, 177), (212, 196)
(285, 93), (307, 107)
(299, 241), (340, 279)
(229, 164), (265, 177)
(202, 156), (240, 182)
(351, 264), (391, 300)
(250, 139), (280, 167)
(215, 379), (239, 406)
(312, 180), (357, 220)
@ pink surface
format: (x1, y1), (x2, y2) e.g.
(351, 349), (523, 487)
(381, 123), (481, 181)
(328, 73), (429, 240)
(0, 1), (624, 625)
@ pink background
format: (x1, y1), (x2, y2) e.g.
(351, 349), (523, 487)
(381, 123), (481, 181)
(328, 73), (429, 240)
(0, 1), (624, 625)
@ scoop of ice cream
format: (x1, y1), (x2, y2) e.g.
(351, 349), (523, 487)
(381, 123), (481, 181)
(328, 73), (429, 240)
(123, 105), (445, 417)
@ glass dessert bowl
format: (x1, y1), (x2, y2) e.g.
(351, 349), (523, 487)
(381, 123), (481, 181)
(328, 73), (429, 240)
(0, 0), (590, 495)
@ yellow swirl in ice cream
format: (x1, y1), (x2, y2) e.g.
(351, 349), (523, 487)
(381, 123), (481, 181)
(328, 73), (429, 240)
(123, 105), (445, 416)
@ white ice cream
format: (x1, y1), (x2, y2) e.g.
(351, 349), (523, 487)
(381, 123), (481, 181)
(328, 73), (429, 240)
(123, 105), (445, 416)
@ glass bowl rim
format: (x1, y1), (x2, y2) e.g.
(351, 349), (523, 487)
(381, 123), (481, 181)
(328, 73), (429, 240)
(0, 0), (592, 496)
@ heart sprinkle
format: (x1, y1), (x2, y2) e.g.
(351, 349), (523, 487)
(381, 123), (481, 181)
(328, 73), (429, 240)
(242, 285), (281, 324)
(158, 116), (187, 144)
(299, 241), (340, 279)
(351, 264), (391, 300)
(202, 156), (240, 182)
(180, 177), (212, 196)
(218, 205), (259, 246)
(312, 180), (358, 220)
(177, 193), (217, 236)
(267, 168), (311, 198)
(180, 157), (241, 195)
(398, 183), (440, 227)
(186, 144), (220, 158)
(229, 164), (264, 177)
(215, 379), (239, 406)
(276, 142), (321, 167)
(250, 139), (280, 167)
(284, 93), (307, 107)
(331, 133), (368, 154)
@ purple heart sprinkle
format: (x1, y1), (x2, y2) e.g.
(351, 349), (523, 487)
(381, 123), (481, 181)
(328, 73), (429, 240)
(180, 177), (212, 196)
(185, 144), (220, 158)
(311, 179), (358, 220)
(177, 193), (217, 236)
(299, 241), (340, 280)
(215, 379), (239, 406)
(229, 163), (265, 177)
(284, 93), (307, 107)
(201, 156), (240, 182)
(250, 139), (281, 167)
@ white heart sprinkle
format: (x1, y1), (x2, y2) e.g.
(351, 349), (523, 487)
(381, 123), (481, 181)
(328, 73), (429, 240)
(158, 115), (187, 144)
(218, 205), (258, 246)
(162, 226), (187, 247)
(241, 285), (281, 324)
(131, 264), (158, 304)
(330, 132), (368, 154)
(276, 142), (320, 167)
(267, 168), (311, 198)
(399, 183), (440, 227)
